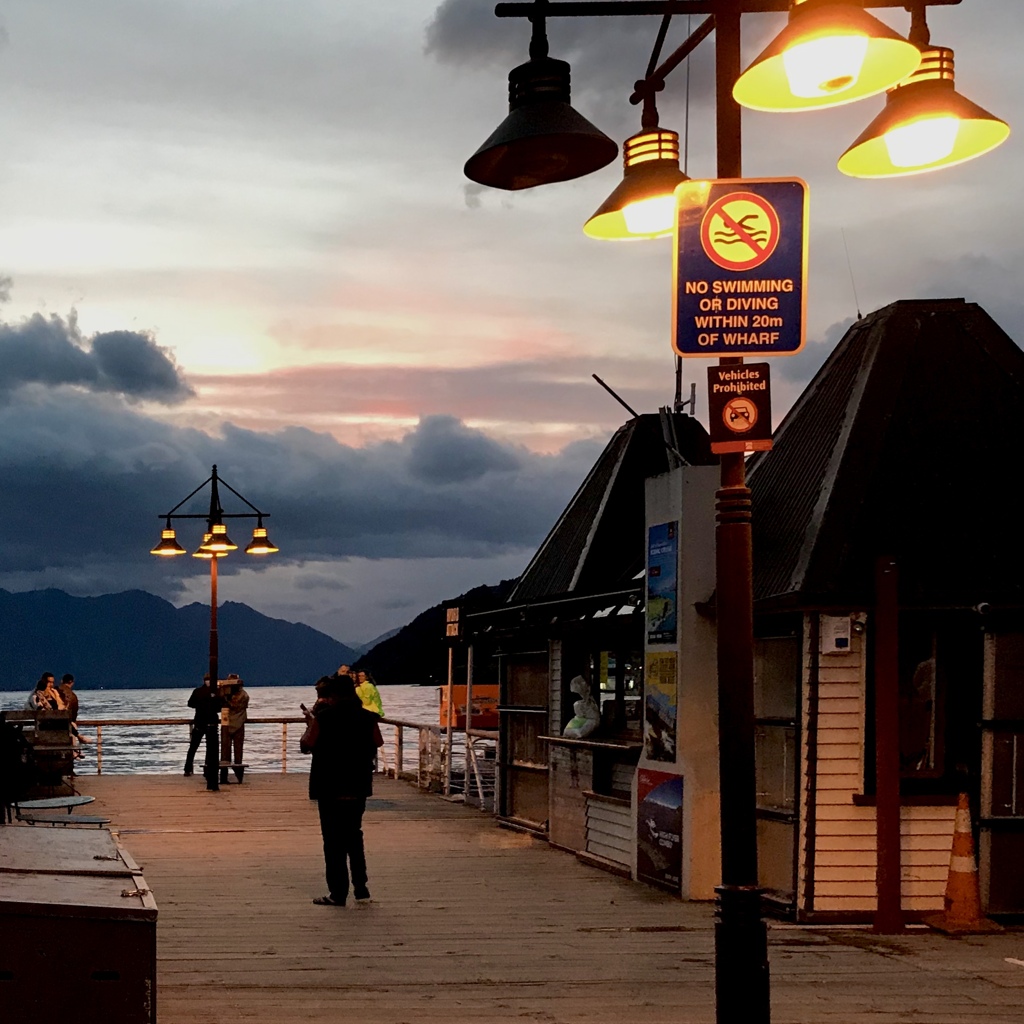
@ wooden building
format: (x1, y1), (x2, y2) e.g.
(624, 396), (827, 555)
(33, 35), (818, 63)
(465, 412), (715, 882)
(747, 297), (1024, 920)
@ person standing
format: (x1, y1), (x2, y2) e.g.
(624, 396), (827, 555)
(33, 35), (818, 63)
(58, 674), (79, 722)
(184, 674), (222, 777)
(305, 674), (378, 907)
(224, 677), (249, 782)
(354, 670), (384, 718)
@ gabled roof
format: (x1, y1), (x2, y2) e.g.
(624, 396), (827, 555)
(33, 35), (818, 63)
(748, 299), (1024, 609)
(509, 413), (713, 604)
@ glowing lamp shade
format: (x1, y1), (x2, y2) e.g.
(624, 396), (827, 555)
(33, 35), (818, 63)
(193, 533), (227, 559)
(733, 1), (922, 112)
(245, 524), (279, 555)
(465, 56), (617, 190)
(838, 47), (1009, 178)
(198, 522), (238, 554)
(584, 128), (688, 241)
(150, 526), (186, 557)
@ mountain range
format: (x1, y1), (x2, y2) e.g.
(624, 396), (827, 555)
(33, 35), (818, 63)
(0, 588), (358, 691)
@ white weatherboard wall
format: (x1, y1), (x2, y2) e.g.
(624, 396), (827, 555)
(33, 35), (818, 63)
(643, 466), (720, 899)
(801, 617), (955, 915)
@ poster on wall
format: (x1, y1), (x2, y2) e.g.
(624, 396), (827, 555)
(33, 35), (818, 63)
(644, 652), (678, 762)
(637, 768), (683, 892)
(646, 522), (678, 644)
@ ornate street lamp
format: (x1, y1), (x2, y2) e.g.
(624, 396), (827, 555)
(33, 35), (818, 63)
(150, 465), (277, 791)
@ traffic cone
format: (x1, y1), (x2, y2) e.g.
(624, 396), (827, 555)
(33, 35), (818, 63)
(923, 792), (1002, 934)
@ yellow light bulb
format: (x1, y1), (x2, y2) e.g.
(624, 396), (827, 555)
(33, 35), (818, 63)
(622, 194), (677, 237)
(883, 115), (959, 167)
(782, 33), (869, 99)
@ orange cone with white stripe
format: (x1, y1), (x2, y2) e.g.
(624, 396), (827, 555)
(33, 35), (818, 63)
(923, 792), (1001, 934)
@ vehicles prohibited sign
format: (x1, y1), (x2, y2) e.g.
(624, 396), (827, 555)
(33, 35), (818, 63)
(674, 178), (808, 358)
(707, 363), (773, 454)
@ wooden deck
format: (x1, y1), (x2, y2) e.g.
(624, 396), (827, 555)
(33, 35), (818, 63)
(43, 773), (1024, 1023)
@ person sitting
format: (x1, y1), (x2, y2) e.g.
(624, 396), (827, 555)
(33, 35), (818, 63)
(26, 673), (65, 712)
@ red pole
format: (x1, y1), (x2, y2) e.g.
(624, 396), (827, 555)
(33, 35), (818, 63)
(205, 553), (220, 791)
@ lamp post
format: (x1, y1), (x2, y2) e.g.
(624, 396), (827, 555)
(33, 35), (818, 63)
(464, 3), (1005, 1023)
(150, 464), (278, 792)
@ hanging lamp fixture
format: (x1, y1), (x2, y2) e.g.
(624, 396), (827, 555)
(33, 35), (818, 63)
(150, 519), (187, 557)
(838, 9), (1009, 177)
(245, 517), (280, 555)
(733, 0), (922, 112)
(198, 522), (238, 554)
(584, 78), (690, 241)
(464, 0), (617, 190)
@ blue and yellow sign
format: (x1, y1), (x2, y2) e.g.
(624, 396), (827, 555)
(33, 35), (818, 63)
(673, 177), (808, 358)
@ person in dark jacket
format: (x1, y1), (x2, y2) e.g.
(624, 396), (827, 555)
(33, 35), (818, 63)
(305, 673), (378, 906)
(184, 674), (222, 777)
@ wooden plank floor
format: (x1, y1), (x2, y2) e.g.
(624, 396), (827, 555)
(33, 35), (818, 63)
(57, 773), (1024, 1024)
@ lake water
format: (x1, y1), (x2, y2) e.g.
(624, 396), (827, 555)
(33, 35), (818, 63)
(1, 684), (440, 776)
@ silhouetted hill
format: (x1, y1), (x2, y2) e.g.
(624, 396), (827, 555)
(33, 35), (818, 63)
(0, 588), (358, 690)
(353, 579), (518, 686)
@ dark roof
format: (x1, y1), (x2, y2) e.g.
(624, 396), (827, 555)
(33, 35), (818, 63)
(748, 299), (1024, 609)
(509, 412), (713, 604)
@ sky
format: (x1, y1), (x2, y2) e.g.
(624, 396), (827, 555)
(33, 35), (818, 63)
(0, 0), (1020, 645)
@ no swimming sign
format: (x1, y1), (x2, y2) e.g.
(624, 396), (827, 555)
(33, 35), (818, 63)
(673, 177), (808, 358)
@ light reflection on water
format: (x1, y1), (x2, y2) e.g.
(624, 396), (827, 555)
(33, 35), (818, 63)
(2, 684), (440, 775)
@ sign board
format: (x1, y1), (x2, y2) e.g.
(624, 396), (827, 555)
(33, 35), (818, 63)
(444, 605), (460, 640)
(674, 177), (808, 358)
(707, 362), (773, 454)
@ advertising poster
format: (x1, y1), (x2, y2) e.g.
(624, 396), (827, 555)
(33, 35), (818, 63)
(646, 522), (678, 644)
(644, 652), (678, 763)
(637, 768), (683, 892)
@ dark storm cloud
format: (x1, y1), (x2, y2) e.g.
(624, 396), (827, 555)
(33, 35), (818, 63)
(0, 312), (194, 404)
(0, 389), (603, 603)
(406, 415), (521, 484)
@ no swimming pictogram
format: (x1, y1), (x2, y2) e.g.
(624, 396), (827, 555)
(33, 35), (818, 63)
(700, 192), (781, 272)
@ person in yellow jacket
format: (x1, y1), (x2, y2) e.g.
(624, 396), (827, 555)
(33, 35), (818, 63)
(354, 670), (384, 718)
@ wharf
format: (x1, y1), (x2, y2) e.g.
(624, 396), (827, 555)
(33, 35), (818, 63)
(45, 774), (1024, 1023)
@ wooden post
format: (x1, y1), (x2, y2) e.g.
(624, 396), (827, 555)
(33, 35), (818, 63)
(874, 555), (905, 933)
(96, 726), (103, 776)
(281, 722), (287, 773)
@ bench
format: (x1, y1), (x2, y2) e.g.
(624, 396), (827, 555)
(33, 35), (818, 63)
(218, 762), (249, 783)
(17, 813), (111, 828)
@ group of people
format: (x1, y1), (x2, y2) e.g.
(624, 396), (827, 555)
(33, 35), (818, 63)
(25, 671), (90, 757)
(183, 673), (250, 780)
(303, 664), (384, 908)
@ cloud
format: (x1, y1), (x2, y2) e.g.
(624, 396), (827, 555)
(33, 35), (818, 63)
(406, 414), (521, 484)
(0, 310), (193, 404)
(0, 386), (604, 601)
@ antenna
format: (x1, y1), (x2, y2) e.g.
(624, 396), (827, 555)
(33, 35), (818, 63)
(592, 373), (639, 418)
(841, 229), (863, 320)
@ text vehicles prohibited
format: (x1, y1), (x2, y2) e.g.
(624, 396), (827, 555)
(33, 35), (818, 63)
(707, 363), (773, 455)
(674, 177), (808, 358)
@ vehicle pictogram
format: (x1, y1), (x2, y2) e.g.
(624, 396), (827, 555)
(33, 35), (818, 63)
(722, 397), (759, 433)
(700, 192), (781, 271)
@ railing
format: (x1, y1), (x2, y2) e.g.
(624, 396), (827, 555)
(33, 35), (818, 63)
(77, 716), (497, 809)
